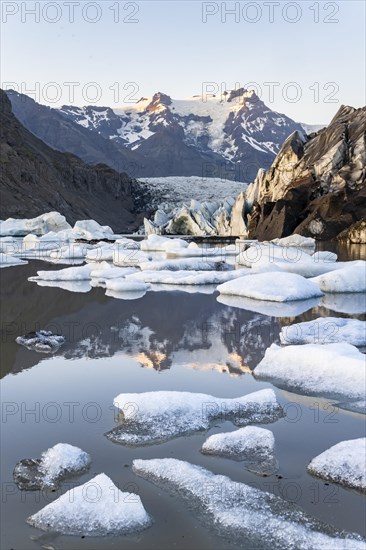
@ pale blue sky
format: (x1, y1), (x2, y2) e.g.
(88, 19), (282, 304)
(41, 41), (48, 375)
(1, 0), (365, 123)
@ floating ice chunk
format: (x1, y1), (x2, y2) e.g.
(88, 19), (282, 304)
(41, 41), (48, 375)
(280, 317), (366, 347)
(105, 279), (150, 293)
(27, 473), (151, 536)
(14, 443), (91, 490)
(254, 343), (365, 400)
(0, 212), (71, 236)
(0, 253), (28, 267)
(218, 272), (323, 302)
(133, 459), (365, 549)
(141, 234), (188, 251)
(113, 249), (152, 267)
(139, 258), (230, 272)
(127, 269), (248, 286)
(307, 438), (366, 493)
(29, 264), (92, 281)
(201, 426), (278, 475)
(106, 389), (282, 446)
(311, 263), (366, 293)
(237, 244), (344, 277)
(320, 293), (366, 314)
(16, 330), (65, 353)
(90, 267), (138, 285)
(72, 220), (116, 241)
(49, 244), (91, 260)
(217, 294), (320, 317)
(167, 244), (237, 258)
(271, 234), (316, 250)
(86, 244), (116, 262)
(312, 250), (337, 262)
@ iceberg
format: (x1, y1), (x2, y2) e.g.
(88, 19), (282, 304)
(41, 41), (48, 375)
(72, 220), (118, 241)
(106, 389), (282, 446)
(280, 317), (366, 347)
(307, 438), (366, 493)
(254, 343), (365, 400)
(270, 234), (316, 250)
(133, 459), (365, 549)
(201, 426), (278, 475)
(27, 473), (152, 536)
(217, 272), (323, 302)
(311, 263), (366, 293)
(0, 212), (71, 236)
(29, 264), (93, 282)
(16, 330), (65, 353)
(127, 269), (248, 286)
(13, 443), (91, 490)
(104, 279), (150, 293)
(141, 234), (188, 251)
(139, 258), (230, 272)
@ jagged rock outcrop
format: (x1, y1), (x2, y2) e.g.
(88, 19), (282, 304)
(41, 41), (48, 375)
(247, 105), (366, 241)
(0, 90), (140, 231)
(337, 219), (366, 243)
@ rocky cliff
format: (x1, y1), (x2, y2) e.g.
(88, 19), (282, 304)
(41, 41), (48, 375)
(247, 105), (366, 240)
(0, 90), (140, 231)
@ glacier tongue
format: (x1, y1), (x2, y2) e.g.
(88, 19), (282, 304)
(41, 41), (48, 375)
(133, 458), (365, 550)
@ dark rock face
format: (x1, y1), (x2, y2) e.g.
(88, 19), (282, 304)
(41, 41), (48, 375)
(0, 90), (141, 231)
(247, 105), (366, 240)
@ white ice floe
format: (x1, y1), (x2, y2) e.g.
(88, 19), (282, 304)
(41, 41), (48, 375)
(311, 250), (337, 262)
(0, 212), (71, 236)
(13, 443), (91, 490)
(139, 258), (230, 272)
(127, 269), (248, 286)
(90, 267), (138, 285)
(27, 473), (151, 536)
(280, 317), (366, 347)
(320, 293), (366, 315)
(85, 244), (115, 262)
(307, 438), (366, 492)
(218, 272), (323, 302)
(133, 459), (365, 549)
(141, 234), (188, 251)
(254, 343), (365, 400)
(167, 243), (237, 258)
(237, 244), (344, 277)
(72, 220), (118, 241)
(201, 426), (278, 475)
(106, 389), (282, 445)
(217, 294), (320, 317)
(105, 279), (150, 293)
(0, 253), (28, 267)
(113, 249), (152, 267)
(49, 243), (91, 261)
(29, 262), (110, 282)
(311, 262), (366, 293)
(16, 330), (65, 353)
(270, 234), (316, 250)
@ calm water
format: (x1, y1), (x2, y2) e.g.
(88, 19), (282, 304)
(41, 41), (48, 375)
(1, 243), (365, 550)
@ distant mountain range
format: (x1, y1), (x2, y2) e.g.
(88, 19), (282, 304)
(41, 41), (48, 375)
(7, 89), (317, 181)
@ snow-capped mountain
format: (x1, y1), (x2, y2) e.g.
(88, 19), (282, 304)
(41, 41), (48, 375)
(59, 89), (305, 180)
